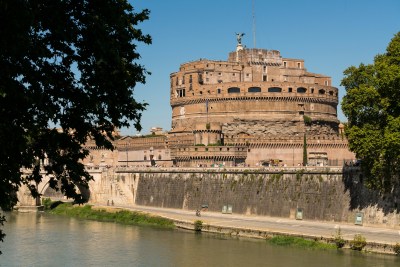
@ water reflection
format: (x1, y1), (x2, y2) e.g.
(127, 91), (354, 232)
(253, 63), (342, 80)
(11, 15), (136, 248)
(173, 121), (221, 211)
(1, 212), (399, 267)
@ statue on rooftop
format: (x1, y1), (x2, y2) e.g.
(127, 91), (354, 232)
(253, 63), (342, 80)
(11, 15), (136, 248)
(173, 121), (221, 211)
(235, 32), (245, 45)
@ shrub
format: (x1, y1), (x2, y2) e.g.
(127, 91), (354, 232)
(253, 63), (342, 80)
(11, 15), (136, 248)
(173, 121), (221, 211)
(268, 235), (334, 250)
(303, 115), (312, 126)
(194, 220), (203, 232)
(333, 227), (345, 249)
(394, 243), (400, 255)
(42, 198), (52, 210)
(350, 234), (367, 251)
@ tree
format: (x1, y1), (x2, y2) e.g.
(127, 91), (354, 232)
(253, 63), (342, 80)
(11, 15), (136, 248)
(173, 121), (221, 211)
(0, 0), (151, 249)
(303, 115), (311, 166)
(341, 32), (400, 193)
(303, 133), (308, 166)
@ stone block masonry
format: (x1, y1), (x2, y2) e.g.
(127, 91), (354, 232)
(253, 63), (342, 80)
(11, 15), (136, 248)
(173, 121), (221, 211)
(106, 167), (400, 228)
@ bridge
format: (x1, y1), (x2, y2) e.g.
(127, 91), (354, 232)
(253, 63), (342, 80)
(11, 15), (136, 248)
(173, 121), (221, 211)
(16, 167), (104, 210)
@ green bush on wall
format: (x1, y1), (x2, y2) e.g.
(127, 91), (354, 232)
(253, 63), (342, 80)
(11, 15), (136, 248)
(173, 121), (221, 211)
(350, 234), (367, 251)
(333, 227), (345, 249)
(394, 243), (400, 255)
(194, 220), (203, 232)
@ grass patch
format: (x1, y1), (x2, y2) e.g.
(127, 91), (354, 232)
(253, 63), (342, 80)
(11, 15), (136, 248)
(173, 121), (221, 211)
(268, 235), (335, 250)
(49, 203), (175, 229)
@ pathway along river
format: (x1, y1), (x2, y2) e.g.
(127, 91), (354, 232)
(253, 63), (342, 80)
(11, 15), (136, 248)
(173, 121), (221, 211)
(1, 212), (399, 267)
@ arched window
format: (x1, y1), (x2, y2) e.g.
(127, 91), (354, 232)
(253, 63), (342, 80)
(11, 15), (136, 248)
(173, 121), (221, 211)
(228, 87), (240, 93)
(248, 87), (261, 93)
(268, 87), (282, 93)
(319, 89), (325, 95)
(297, 87), (307, 93)
(217, 88), (221, 94)
(329, 91), (334, 96)
(158, 155), (162, 160)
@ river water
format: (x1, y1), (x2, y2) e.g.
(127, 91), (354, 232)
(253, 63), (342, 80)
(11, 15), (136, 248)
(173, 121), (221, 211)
(1, 212), (399, 267)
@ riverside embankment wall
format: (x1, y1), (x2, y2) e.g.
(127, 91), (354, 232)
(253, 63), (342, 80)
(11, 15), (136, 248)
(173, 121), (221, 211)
(104, 167), (400, 228)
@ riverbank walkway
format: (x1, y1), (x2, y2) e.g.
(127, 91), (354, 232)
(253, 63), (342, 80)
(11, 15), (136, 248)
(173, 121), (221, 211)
(97, 204), (400, 252)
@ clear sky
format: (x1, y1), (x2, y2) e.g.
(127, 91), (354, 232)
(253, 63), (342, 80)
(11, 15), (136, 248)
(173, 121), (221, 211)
(124, 0), (400, 135)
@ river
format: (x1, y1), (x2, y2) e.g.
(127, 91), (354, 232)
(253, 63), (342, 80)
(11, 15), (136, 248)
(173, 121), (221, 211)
(1, 212), (399, 267)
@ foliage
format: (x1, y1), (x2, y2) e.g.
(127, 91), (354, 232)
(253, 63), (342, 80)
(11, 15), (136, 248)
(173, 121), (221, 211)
(303, 133), (308, 166)
(194, 220), (203, 232)
(296, 169), (304, 181)
(50, 203), (175, 228)
(42, 198), (52, 210)
(333, 227), (346, 249)
(0, 0), (151, 244)
(394, 243), (400, 255)
(0, 215), (4, 255)
(268, 235), (335, 250)
(350, 234), (367, 251)
(303, 115), (312, 126)
(208, 140), (222, 146)
(341, 32), (400, 193)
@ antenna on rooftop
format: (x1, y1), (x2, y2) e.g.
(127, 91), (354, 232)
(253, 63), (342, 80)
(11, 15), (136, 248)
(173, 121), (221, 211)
(252, 0), (256, 48)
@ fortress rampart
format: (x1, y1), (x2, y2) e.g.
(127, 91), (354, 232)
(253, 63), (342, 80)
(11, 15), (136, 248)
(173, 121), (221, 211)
(77, 167), (400, 229)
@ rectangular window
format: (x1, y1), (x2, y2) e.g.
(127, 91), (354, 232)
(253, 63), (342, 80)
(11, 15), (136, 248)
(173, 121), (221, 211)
(263, 75), (267, 81)
(283, 61), (287, 68)
(176, 89), (185, 97)
(288, 87), (293, 93)
(297, 62), (301, 69)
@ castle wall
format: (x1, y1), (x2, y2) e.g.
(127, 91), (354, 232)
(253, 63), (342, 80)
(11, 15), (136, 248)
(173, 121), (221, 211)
(93, 168), (400, 228)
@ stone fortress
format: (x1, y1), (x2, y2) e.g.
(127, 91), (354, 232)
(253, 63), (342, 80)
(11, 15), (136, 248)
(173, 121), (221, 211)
(84, 35), (355, 168)
(22, 37), (400, 234)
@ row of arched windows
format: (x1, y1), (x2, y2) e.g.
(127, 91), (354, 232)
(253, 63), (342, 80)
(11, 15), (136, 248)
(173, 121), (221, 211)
(226, 86), (335, 95)
(143, 155), (162, 160)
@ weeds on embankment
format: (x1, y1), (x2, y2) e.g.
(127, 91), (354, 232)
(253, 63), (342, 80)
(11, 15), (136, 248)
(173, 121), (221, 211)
(49, 202), (175, 229)
(267, 235), (336, 250)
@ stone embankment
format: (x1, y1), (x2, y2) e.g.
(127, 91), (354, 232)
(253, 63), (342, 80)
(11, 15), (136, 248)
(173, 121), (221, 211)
(98, 204), (399, 255)
(107, 167), (400, 228)
(37, 166), (400, 254)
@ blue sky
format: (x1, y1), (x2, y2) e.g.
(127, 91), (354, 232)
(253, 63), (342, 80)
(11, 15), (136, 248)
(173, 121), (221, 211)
(124, 0), (400, 135)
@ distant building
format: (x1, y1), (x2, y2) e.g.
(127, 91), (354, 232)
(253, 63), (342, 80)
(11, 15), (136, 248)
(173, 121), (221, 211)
(150, 127), (164, 135)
